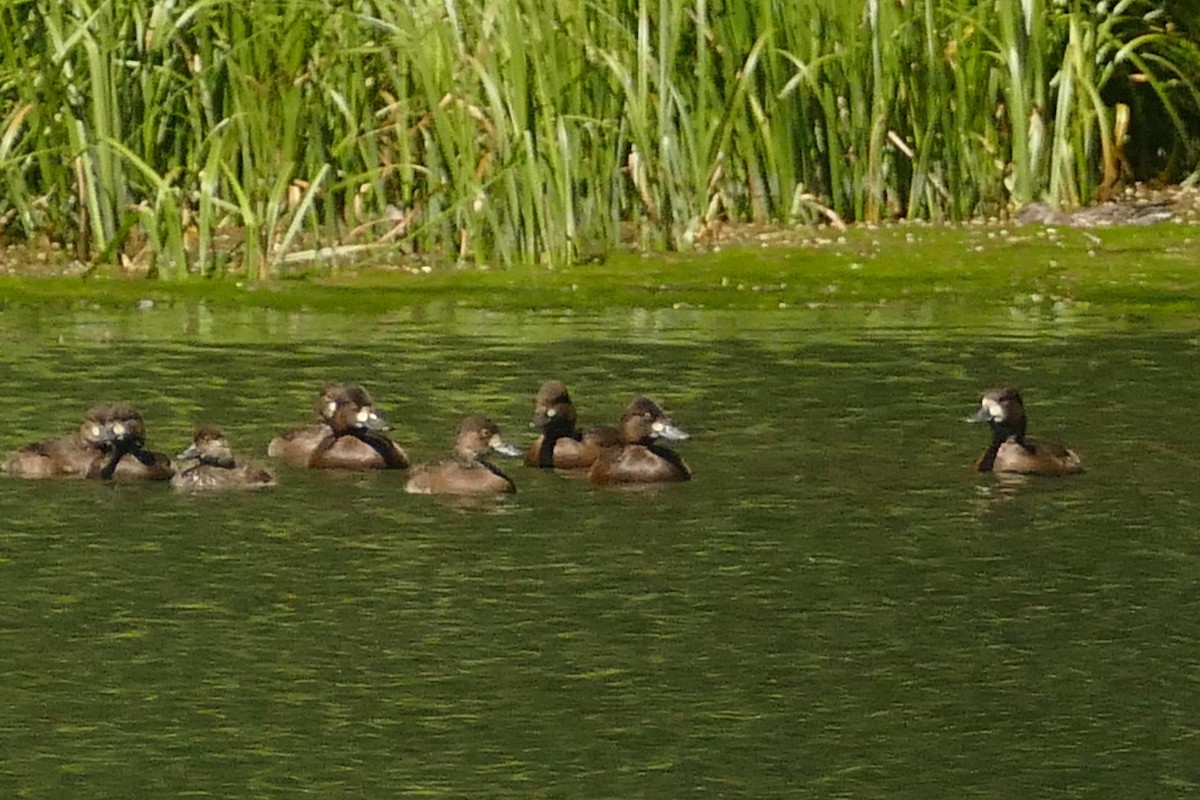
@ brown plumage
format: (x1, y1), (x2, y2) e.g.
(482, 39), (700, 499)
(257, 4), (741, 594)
(406, 414), (521, 495)
(525, 380), (622, 469)
(967, 384), (1082, 476)
(2, 406), (114, 478)
(588, 397), (691, 485)
(172, 426), (277, 491)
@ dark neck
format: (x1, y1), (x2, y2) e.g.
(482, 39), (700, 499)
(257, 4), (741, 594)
(978, 430), (1031, 471)
(352, 429), (406, 468)
(479, 456), (512, 484)
(537, 423), (581, 467)
(92, 441), (143, 479)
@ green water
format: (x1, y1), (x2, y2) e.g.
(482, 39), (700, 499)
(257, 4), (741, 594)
(1, 303), (1198, 798)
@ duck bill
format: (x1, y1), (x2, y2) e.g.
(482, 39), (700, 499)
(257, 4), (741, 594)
(653, 420), (690, 442)
(490, 437), (523, 458)
(101, 421), (145, 453)
(356, 406), (393, 433)
(965, 407), (991, 424)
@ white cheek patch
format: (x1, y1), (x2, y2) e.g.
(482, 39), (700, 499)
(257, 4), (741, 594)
(546, 408), (556, 418)
(651, 421), (665, 433)
(90, 425), (101, 437)
(982, 399), (1004, 421)
(112, 423), (127, 436)
(488, 433), (501, 448)
(356, 408), (370, 423)
(325, 401), (336, 417)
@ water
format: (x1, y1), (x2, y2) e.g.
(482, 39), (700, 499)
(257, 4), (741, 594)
(1, 302), (1198, 798)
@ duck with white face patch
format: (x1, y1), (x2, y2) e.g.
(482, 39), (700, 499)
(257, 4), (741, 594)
(966, 384), (1082, 475)
(525, 380), (623, 470)
(87, 404), (175, 481)
(2, 406), (115, 478)
(305, 384), (410, 470)
(588, 396), (692, 485)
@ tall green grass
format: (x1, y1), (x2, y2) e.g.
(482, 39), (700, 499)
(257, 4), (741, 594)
(0, 0), (1197, 277)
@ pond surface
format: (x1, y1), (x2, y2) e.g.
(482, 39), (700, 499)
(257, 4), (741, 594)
(0, 301), (1198, 798)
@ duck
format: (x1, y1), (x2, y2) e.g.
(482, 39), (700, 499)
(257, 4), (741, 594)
(2, 405), (114, 478)
(270, 384), (409, 469)
(525, 380), (622, 469)
(87, 404), (175, 481)
(967, 384), (1082, 475)
(172, 426), (277, 491)
(588, 397), (691, 485)
(405, 414), (521, 495)
(267, 383), (349, 466)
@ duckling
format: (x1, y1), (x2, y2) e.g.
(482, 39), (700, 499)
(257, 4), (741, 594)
(405, 414), (521, 495)
(172, 426), (277, 491)
(967, 384), (1082, 475)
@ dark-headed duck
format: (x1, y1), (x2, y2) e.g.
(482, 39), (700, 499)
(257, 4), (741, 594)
(88, 404), (175, 481)
(268, 383), (349, 466)
(2, 406), (113, 478)
(588, 397), (691, 485)
(172, 426), (277, 491)
(967, 384), (1082, 475)
(406, 414), (521, 495)
(525, 380), (622, 469)
(306, 386), (409, 470)
(270, 384), (408, 470)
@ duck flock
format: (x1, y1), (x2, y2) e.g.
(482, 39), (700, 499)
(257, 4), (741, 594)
(0, 380), (1082, 494)
(0, 382), (694, 494)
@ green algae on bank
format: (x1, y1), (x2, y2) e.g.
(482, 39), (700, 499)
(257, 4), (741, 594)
(0, 224), (1196, 323)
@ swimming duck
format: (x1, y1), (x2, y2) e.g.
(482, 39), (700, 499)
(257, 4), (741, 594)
(588, 397), (691, 485)
(967, 384), (1082, 475)
(270, 384), (409, 469)
(172, 426), (277, 491)
(2, 405), (114, 478)
(525, 380), (622, 469)
(88, 404), (175, 481)
(405, 414), (521, 495)
(306, 386), (409, 469)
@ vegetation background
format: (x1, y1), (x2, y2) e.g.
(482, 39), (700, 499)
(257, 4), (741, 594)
(1, 0), (1199, 278)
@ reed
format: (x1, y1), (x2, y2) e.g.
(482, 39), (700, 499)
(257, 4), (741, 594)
(0, 0), (1196, 277)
